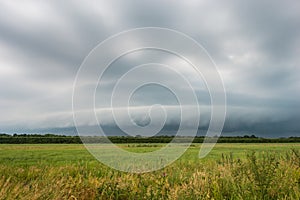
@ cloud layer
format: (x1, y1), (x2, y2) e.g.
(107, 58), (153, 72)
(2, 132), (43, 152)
(0, 0), (299, 137)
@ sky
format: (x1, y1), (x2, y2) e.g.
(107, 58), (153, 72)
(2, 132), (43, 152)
(0, 0), (299, 137)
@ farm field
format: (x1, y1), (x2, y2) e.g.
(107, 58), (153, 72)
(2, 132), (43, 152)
(0, 143), (300, 199)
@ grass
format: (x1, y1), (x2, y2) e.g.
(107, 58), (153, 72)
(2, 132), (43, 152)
(0, 143), (300, 199)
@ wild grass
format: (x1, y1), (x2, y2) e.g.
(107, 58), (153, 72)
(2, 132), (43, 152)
(0, 144), (300, 199)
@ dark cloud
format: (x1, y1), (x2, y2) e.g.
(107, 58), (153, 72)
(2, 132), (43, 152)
(0, 0), (299, 137)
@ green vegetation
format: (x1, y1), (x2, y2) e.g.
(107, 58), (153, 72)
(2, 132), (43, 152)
(0, 143), (300, 199)
(1, 133), (300, 144)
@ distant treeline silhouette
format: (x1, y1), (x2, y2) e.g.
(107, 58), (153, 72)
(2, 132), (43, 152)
(0, 133), (300, 144)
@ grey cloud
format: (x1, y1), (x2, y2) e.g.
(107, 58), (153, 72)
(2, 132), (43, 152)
(0, 0), (299, 137)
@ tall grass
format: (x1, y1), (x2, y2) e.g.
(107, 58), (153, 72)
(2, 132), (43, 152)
(0, 148), (300, 199)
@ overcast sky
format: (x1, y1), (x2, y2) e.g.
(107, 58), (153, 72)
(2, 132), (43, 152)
(0, 0), (299, 137)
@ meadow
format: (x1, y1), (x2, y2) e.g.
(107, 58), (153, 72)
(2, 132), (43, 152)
(0, 143), (300, 199)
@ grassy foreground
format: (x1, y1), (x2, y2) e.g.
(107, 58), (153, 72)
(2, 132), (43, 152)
(0, 143), (300, 199)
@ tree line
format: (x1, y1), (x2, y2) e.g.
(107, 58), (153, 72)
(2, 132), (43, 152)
(0, 133), (300, 144)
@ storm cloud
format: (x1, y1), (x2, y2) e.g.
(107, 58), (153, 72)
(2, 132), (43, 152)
(0, 0), (299, 137)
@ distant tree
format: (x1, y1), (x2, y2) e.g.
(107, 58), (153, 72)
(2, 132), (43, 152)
(0, 133), (11, 137)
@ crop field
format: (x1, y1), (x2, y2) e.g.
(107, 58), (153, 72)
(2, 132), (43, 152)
(0, 143), (300, 199)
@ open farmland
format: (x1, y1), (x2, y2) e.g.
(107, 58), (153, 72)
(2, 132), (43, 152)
(0, 143), (300, 199)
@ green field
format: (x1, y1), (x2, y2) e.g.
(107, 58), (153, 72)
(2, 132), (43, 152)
(1, 143), (300, 199)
